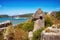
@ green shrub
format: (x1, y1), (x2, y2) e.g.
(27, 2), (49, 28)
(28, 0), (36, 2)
(22, 20), (34, 32)
(32, 28), (45, 40)
(16, 19), (34, 32)
(45, 15), (53, 27)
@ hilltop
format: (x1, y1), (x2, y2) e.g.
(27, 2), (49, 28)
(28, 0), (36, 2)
(11, 13), (34, 18)
(0, 15), (9, 18)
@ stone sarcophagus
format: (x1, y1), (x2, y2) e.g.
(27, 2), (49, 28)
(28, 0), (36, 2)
(41, 25), (60, 40)
(32, 8), (45, 32)
(28, 8), (45, 40)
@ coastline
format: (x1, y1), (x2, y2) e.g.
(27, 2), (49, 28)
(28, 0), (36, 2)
(0, 17), (28, 25)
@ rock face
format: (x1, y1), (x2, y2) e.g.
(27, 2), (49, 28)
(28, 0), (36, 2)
(0, 20), (12, 32)
(0, 20), (12, 28)
(28, 8), (45, 40)
(41, 25), (60, 40)
(32, 9), (44, 19)
(33, 8), (45, 32)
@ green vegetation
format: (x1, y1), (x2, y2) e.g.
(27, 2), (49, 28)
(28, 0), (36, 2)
(32, 28), (45, 40)
(55, 11), (60, 20)
(3, 25), (28, 40)
(0, 11), (60, 40)
(16, 19), (34, 32)
(45, 15), (53, 27)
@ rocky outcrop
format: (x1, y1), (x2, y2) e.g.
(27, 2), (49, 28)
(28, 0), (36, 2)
(28, 8), (45, 40)
(0, 20), (12, 28)
(33, 8), (45, 32)
(0, 20), (13, 40)
(0, 20), (12, 32)
(32, 8), (45, 19)
(41, 25), (60, 40)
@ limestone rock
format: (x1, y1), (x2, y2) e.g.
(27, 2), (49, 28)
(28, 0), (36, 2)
(0, 20), (12, 28)
(41, 25), (60, 40)
(0, 20), (12, 32)
(28, 31), (33, 40)
(33, 19), (45, 32)
(28, 8), (45, 40)
(33, 8), (45, 32)
(32, 8), (45, 19)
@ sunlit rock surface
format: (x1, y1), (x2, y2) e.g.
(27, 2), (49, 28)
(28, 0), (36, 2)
(0, 20), (12, 28)
(28, 31), (33, 40)
(33, 8), (45, 32)
(41, 25), (60, 40)
(32, 8), (45, 19)
(28, 8), (45, 40)
(0, 20), (12, 31)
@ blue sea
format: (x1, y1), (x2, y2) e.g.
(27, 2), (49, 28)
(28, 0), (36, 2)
(0, 18), (28, 25)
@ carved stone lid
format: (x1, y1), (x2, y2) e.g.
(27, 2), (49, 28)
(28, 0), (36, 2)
(35, 8), (42, 14)
(32, 8), (44, 19)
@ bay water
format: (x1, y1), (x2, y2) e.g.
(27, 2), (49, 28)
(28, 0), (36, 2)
(0, 18), (28, 25)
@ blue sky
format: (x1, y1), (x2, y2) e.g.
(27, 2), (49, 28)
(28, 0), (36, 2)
(0, 0), (60, 16)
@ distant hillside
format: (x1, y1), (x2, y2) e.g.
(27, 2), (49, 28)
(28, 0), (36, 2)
(0, 15), (9, 18)
(12, 12), (48, 18)
(20, 13), (33, 17)
(12, 13), (34, 18)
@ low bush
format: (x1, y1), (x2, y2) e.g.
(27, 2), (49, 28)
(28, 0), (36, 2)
(45, 15), (53, 27)
(32, 28), (45, 40)
(14, 28), (28, 40)
(22, 20), (34, 32)
(16, 19), (34, 32)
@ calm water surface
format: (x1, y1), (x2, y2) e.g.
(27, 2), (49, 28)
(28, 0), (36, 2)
(0, 18), (28, 25)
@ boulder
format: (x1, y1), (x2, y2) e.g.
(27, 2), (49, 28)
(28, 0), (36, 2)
(41, 25), (60, 40)
(0, 20), (12, 28)
(0, 20), (12, 32)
